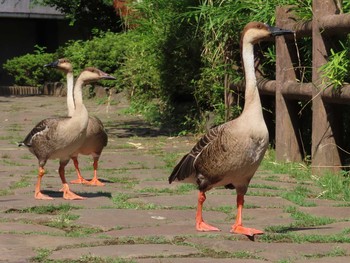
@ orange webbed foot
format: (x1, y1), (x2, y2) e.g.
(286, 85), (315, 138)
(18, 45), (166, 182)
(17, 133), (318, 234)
(84, 178), (105, 186)
(63, 190), (86, 200)
(196, 221), (221, 232)
(70, 178), (90, 184)
(61, 184), (86, 200)
(35, 192), (54, 200)
(230, 224), (263, 236)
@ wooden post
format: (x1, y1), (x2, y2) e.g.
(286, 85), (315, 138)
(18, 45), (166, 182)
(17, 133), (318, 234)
(275, 7), (303, 162)
(311, 0), (341, 173)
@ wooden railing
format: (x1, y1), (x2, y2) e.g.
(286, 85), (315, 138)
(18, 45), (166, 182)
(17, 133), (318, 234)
(258, 0), (350, 174)
(0, 82), (66, 96)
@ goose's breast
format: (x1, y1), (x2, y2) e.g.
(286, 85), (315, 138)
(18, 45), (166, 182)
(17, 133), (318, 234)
(196, 132), (268, 178)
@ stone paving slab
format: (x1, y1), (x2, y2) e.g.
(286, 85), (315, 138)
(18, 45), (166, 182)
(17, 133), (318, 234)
(49, 244), (199, 261)
(135, 193), (296, 209)
(0, 222), (65, 235)
(0, 192), (114, 211)
(0, 233), (98, 262)
(1, 96), (350, 262)
(299, 206), (350, 219)
(137, 259), (266, 263)
(74, 209), (227, 231)
(295, 256), (350, 263)
(105, 223), (206, 238)
(188, 237), (350, 262)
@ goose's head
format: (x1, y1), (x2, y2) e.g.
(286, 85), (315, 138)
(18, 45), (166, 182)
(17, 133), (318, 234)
(241, 22), (293, 45)
(44, 58), (73, 73)
(78, 67), (116, 84)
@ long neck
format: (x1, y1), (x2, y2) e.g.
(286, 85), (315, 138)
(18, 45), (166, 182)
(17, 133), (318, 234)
(241, 41), (263, 117)
(72, 78), (86, 115)
(66, 71), (75, 117)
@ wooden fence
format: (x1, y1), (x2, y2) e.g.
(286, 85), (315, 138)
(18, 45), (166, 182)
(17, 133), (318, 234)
(255, 0), (350, 174)
(0, 82), (66, 96)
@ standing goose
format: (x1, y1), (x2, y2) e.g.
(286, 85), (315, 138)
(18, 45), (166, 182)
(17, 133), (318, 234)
(19, 67), (116, 200)
(45, 59), (108, 186)
(169, 22), (293, 236)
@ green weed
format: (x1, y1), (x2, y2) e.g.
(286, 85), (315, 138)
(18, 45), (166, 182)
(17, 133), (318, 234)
(265, 206), (337, 234)
(1, 159), (24, 166)
(1, 153), (10, 158)
(263, 175), (280, 181)
(313, 172), (350, 201)
(319, 41), (350, 90)
(5, 203), (81, 214)
(260, 232), (350, 243)
(250, 183), (282, 190)
(261, 150), (311, 181)
(0, 189), (11, 196)
(304, 246), (347, 258)
(9, 176), (31, 189)
(281, 185), (316, 207)
(161, 152), (180, 169)
(31, 248), (51, 263)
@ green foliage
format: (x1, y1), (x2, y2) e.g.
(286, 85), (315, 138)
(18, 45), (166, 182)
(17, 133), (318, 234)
(118, 30), (163, 99)
(314, 171), (350, 201)
(169, 0), (313, 131)
(342, 0), (350, 13)
(319, 41), (350, 90)
(281, 185), (316, 207)
(4, 0), (319, 133)
(32, 0), (121, 34)
(290, 0), (313, 21)
(261, 149), (311, 180)
(6, 203), (80, 214)
(2, 46), (61, 87)
(265, 206), (337, 234)
(284, 206), (336, 227)
(62, 32), (127, 89)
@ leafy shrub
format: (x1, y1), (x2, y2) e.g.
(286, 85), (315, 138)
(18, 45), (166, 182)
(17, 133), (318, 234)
(3, 0), (319, 134)
(319, 40), (350, 90)
(3, 46), (61, 87)
(62, 31), (129, 90)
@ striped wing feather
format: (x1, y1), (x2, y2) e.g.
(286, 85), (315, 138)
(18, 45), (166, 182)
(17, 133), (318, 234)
(168, 125), (222, 183)
(21, 117), (70, 147)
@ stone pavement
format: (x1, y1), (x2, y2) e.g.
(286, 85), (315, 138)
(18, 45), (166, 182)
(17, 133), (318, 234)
(0, 95), (349, 262)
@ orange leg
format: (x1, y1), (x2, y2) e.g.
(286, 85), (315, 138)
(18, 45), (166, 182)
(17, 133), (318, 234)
(85, 158), (105, 186)
(70, 157), (89, 184)
(196, 191), (220, 232)
(58, 162), (85, 200)
(34, 166), (53, 200)
(230, 194), (263, 236)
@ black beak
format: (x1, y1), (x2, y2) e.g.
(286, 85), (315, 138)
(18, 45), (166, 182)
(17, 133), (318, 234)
(267, 24), (294, 36)
(44, 60), (59, 68)
(101, 74), (116, 80)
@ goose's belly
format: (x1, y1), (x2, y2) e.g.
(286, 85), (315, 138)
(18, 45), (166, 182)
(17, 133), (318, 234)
(48, 132), (86, 160)
(197, 134), (269, 188)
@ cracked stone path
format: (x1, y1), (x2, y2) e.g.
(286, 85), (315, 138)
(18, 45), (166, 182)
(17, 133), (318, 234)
(0, 95), (349, 262)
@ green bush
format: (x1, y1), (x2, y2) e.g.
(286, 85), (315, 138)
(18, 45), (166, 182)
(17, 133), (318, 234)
(3, 46), (61, 87)
(3, 0), (320, 133)
(62, 31), (128, 90)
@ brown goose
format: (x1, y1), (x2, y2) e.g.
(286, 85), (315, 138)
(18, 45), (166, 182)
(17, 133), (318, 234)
(19, 67), (116, 200)
(169, 22), (293, 236)
(45, 59), (108, 186)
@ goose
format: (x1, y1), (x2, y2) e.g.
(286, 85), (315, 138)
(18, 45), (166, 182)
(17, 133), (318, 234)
(45, 59), (108, 186)
(19, 67), (116, 200)
(169, 22), (293, 236)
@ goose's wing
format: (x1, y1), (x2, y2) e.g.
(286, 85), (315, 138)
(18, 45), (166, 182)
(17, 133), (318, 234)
(20, 117), (70, 147)
(85, 116), (108, 149)
(168, 125), (223, 183)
